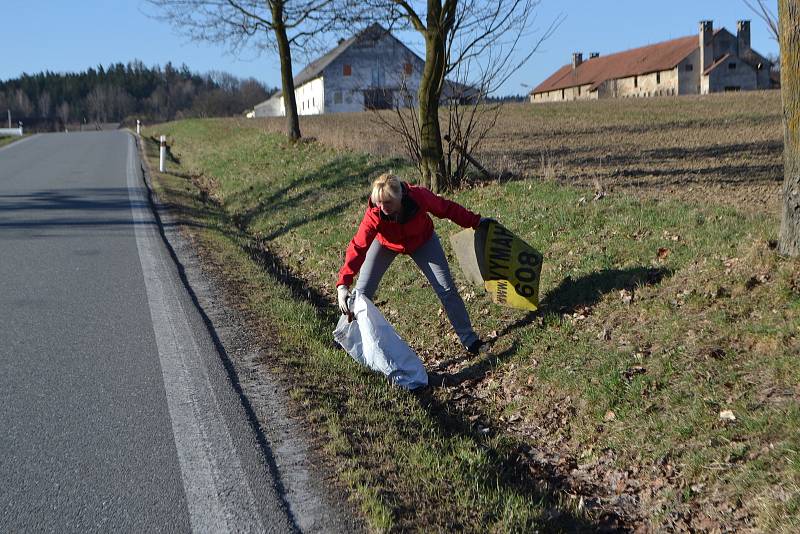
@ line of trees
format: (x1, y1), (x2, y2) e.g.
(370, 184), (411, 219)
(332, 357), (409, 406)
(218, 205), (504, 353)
(0, 60), (276, 130)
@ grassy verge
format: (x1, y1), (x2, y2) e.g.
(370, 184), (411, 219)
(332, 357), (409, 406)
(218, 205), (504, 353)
(0, 135), (23, 148)
(143, 117), (799, 532)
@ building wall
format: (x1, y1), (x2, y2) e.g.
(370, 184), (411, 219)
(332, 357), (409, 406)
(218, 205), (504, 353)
(707, 56), (757, 92)
(296, 77), (325, 115)
(713, 30), (740, 62)
(323, 33), (425, 114)
(529, 83), (595, 103)
(255, 32), (426, 117)
(253, 95), (284, 117)
(739, 46), (772, 89)
(597, 69), (679, 99)
(532, 68), (681, 103)
(677, 49), (701, 95)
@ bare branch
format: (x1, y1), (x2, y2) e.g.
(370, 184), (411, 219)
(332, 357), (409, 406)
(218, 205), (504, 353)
(743, 0), (779, 41)
(390, 0), (426, 32)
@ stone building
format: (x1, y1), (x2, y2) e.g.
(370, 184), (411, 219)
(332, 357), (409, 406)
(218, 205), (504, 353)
(529, 20), (773, 103)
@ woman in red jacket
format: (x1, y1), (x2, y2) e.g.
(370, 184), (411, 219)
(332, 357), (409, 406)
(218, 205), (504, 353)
(337, 173), (485, 355)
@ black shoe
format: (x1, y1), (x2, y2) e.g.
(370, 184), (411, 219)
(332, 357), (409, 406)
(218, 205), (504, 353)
(466, 339), (485, 356)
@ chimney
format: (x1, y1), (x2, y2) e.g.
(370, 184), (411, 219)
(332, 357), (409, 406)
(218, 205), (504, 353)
(699, 20), (714, 74)
(589, 52), (600, 59)
(572, 52), (583, 69)
(737, 20), (751, 53)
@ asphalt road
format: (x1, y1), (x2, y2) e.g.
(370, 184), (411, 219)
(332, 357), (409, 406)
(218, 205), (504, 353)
(0, 132), (297, 532)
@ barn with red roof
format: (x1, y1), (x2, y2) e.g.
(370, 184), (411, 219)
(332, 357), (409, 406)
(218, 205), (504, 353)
(530, 20), (773, 103)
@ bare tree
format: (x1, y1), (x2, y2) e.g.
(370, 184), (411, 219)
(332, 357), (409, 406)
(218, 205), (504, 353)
(777, 1), (800, 256)
(38, 91), (51, 118)
(744, 0), (780, 41)
(146, 0), (343, 141)
(418, 8), (560, 189)
(361, 0), (556, 192)
(13, 89), (33, 116)
(57, 101), (70, 128)
(87, 86), (109, 123)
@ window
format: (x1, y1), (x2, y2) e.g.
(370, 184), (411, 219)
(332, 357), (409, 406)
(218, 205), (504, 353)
(334, 91), (343, 104)
(685, 64), (694, 72)
(728, 62), (737, 70)
(578, 86), (582, 96)
(656, 72), (661, 84)
(404, 62), (413, 75)
(634, 76), (638, 88)
(343, 64), (352, 76)
(561, 89), (565, 99)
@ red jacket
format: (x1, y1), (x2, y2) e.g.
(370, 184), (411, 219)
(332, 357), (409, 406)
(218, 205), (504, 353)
(337, 183), (481, 287)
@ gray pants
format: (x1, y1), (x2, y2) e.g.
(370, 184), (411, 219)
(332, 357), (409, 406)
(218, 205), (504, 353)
(355, 233), (478, 348)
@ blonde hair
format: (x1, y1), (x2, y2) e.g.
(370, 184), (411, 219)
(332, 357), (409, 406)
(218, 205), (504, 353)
(370, 173), (403, 204)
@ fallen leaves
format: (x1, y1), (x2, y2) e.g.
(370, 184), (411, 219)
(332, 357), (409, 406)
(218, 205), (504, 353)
(622, 366), (647, 381)
(744, 273), (769, 290)
(619, 289), (634, 305)
(572, 306), (591, 321)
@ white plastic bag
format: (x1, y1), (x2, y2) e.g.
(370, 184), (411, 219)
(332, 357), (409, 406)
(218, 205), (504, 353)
(333, 291), (428, 390)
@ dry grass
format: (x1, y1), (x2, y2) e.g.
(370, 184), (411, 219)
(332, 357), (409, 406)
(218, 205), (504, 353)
(0, 135), (24, 149)
(144, 92), (798, 531)
(253, 91), (783, 211)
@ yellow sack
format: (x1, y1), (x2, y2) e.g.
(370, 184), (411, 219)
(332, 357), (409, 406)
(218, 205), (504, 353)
(450, 220), (543, 311)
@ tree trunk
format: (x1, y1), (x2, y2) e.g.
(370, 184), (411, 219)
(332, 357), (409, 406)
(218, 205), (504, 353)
(417, 1), (448, 192)
(272, 1), (301, 141)
(779, 0), (800, 256)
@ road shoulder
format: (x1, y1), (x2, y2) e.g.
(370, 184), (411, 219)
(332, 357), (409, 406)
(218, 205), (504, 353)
(132, 133), (362, 534)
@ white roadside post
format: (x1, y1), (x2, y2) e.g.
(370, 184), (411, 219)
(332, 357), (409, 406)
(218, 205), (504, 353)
(159, 135), (167, 172)
(136, 119), (141, 135)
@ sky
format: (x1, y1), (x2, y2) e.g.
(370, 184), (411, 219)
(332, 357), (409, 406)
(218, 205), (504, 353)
(1, 0), (780, 96)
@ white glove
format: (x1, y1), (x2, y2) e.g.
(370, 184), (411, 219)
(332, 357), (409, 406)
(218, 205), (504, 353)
(337, 285), (350, 315)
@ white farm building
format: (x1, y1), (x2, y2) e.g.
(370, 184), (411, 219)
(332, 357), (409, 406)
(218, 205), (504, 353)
(254, 24), (471, 117)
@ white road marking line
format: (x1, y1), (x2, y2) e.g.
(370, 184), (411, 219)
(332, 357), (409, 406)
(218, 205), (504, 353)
(125, 135), (264, 532)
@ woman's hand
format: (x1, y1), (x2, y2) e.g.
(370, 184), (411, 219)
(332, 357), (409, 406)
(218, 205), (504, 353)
(337, 285), (350, 315)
